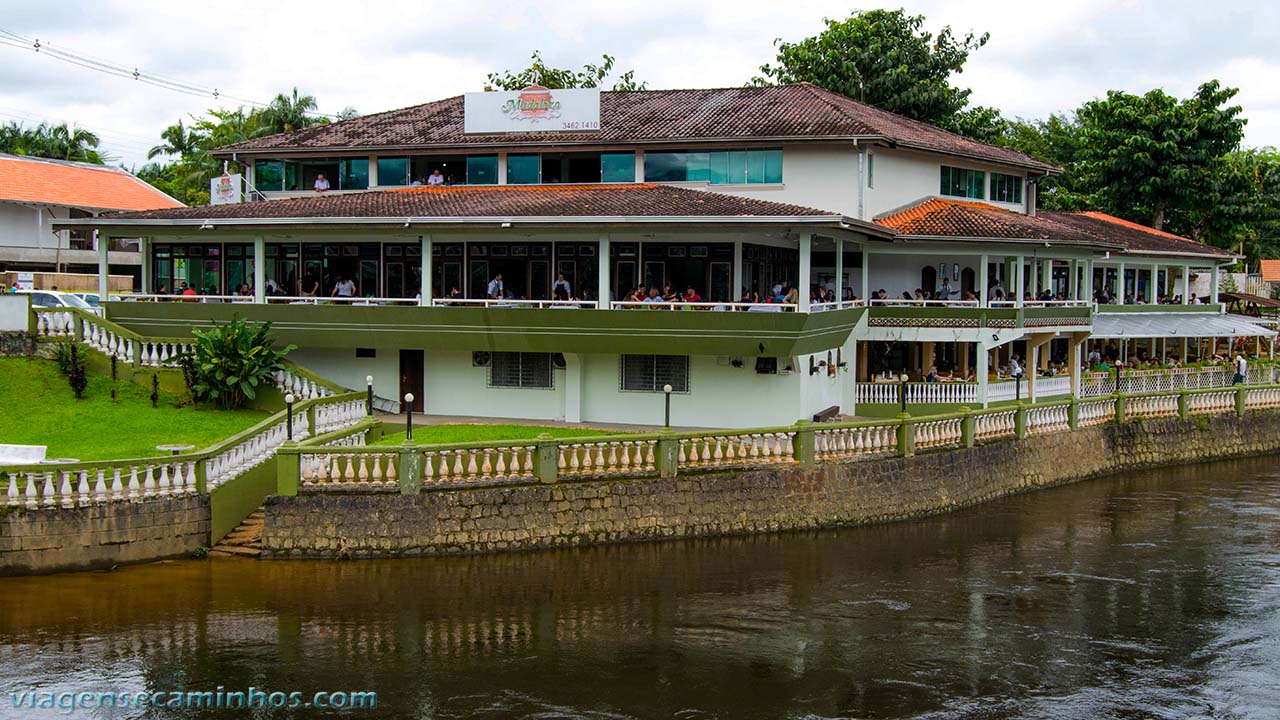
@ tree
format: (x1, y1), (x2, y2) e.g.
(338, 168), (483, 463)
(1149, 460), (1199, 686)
(148, 119), (202, 160)
(753, 9), (988, 126)
(1076, 80), (1245, 231)
(999, 113), (1095, 210)
(0, 121), (108, 164)
(485, 51), (647, 91)
(258, 87), (321, 134)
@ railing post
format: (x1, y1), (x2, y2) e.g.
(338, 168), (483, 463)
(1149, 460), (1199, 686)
(897, 414), (915, 458)
(72, 314), (83, 343)
(793, 420), (816, 467)
(1014, 403), (1027, 439)
(655, 429), (679, 479)
(398, 442), (421, 495)
(1178, 389), (1190, 421)
(961, 407), (975, 448)
(193, 457), (208, 494)
(1114, 394), (1127, 425)
(306, 403), (318, 438)
(1236, 385), (1247, 417)
(534, 433), (559, 484)
(276, 441), (300, 497)
(130, 340), (142, 368)
(1067, 397), (1079, 430)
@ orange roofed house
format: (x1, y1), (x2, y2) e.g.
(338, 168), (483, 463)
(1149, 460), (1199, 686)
(0, 153), (182, 285)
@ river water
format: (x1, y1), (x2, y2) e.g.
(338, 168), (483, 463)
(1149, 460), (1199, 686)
(2, 457), (1279, 719)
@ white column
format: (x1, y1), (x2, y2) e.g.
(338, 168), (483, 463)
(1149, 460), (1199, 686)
(1116, 262), (1126, 304)
(634, 151), (645, 183)
(140, 236), (152, 294)
(1068, 259), (1079, 300)
(977, 344), (990, 408)
(732, 239), (743, 301)
(1210, 265), (1220, 306)
(861, 250), (870, 300)
(1041, 258), (1052, 297)
(798, 232), (812, 312)
(1182, 265), (1191, 304)
(420, 234), (432, 306)
(834, 236), (844, 304)
(1150, 263), (1159, 302)
(1085, 259), (1095, 301)
(497, 152), (508, 185)
(597, 234), (611, 310)
(978, 254), (989, 307)
(1070, 336), (1083, 398)
(96, 230), (109, 298)
(1014, 256), (1024, 308)
(253, 235), (265, 303)
(367, 155), (379, 187)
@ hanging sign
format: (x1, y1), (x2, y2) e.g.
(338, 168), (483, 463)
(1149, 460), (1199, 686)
(464, 86), (600, 134)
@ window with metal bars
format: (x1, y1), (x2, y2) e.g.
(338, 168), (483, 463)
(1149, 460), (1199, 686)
(620, 355), (689, 392)
(489, 352), (553, 389)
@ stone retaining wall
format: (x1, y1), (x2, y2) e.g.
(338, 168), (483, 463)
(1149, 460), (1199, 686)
(0, 496), (209, 575)
(262, 413), (1280, 559)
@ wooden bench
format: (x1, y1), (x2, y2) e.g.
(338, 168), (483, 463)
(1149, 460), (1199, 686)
(812, 406), (840, 423)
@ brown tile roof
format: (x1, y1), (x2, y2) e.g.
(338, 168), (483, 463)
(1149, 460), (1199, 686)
(213, 84), (1054, 172)
(1042, 211), (1233, 258)
(875, 198), (1108, 246)
(90, 184), (881, 229)
(0, 153), (183, 211)
(874, 199), (1231, 258)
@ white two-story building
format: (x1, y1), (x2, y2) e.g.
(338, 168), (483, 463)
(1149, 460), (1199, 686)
(56, 83), (1265, 427)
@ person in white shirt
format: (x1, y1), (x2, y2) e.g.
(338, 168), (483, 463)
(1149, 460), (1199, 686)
(936, 277), (954, 301)
(427, 169), (445, 186)
(332, 275), (356, 297)
(1234, 354), (1247, 384)
(314, 173), (330, 192)
(1009, 355), (1024, 378)
(552, 273), (571, 299)
(486, 273), (504, 299)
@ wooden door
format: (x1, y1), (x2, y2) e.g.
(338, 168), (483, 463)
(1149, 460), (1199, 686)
(399, 349), (424, 412)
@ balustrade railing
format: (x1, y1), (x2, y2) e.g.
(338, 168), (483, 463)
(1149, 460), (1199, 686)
(677, 432), (796, 470)
(1026, 405), (1070, 435)
(914, 417), (963, 449)
(32, 307), (192, 367)
(814, 424), (897, 460)
(559, 439), (657, 478)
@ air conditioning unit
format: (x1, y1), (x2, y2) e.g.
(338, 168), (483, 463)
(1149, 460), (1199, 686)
(472, 351), (491, 367)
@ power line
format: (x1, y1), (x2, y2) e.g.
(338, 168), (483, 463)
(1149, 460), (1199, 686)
(0, 27), (341, 119)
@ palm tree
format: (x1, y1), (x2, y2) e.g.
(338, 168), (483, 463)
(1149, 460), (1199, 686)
(0, 121), (105, 164)
(148, 120), (202, 160)
(259, 87), (320, 134)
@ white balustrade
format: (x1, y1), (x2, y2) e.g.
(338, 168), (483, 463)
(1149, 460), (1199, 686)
(1026, 405), (1070, 435)
(274, 368), (333, 401)
(34, 310), (74, 337)
(1127, 394), (1179, 419)
(974, 410), (1016, 441)
(1077, 399), (1115, 427)
(313, 399), (366, 434)
(1188, 391), (1235, 415)
(815, 424), (898, 460)
(1246, 387), (1280, 409)
(3, 460), (196, 509)
(558, 440), (657, 478)
(856, 382), (977, 405)
(422, 446), (536, 485)
(914, 418), (963, 449)
(677, 432), (796, 469)
(301, 451), (399, 491)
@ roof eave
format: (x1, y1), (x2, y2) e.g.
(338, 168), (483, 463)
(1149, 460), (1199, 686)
(891, 233), (1123, 250)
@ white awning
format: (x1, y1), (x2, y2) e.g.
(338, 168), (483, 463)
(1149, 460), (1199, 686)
(1091, 312), (1278, 339)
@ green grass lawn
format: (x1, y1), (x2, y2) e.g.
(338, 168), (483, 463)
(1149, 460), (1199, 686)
(374, 423), (628, 446)
(0, 358), (270, 461)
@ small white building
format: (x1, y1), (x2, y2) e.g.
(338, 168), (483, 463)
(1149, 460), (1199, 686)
(0, 153), (182, 282)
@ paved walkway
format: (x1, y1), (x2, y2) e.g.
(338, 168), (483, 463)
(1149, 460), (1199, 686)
(374, 412), (686, 433)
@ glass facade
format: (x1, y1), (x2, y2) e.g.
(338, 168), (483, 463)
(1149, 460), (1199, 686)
(467, 155), (498, 185)
(601, 152), (636, 183)
(339, 158), (368, 190)
(991, 173), (1023, 204)
(940, 166), (985, 199)
(376, 157), (410, 186)
(507, 154), (541, 185)
(254, 158), (367, 190)
(644, 149), (782, 184)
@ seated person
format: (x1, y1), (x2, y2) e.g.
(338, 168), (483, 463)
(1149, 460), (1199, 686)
(683, 287), (702, 303)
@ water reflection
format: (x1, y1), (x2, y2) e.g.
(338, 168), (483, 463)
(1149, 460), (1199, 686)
(1, 458), (1278, 719)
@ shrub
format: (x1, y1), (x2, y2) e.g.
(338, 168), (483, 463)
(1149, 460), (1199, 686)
(180, 314), (294, 410)
(54, 341), (88, 399)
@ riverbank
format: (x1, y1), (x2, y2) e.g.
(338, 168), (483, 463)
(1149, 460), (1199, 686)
(262, 410), (1280, 559)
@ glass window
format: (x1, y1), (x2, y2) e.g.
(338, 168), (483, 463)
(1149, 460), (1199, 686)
(255, 160), (283, 191)
(991, 173), (1023, 204)
(866, 153), (874, 188)
(339, 158), (368, 190)
(376, 157), (409, 186)
(489, 352), (553, 389)
(620, 355), (689, 393)
(467, 155), (498, 185)
(601, 152), (635, 183)
(645, 149), (782, 184)
(507, 154), (541, 184)
(940, 166), (985, 199)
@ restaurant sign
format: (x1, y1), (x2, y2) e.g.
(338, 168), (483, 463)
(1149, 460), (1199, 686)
(464, 86), (600, 134)
(210, 172), (242, 205)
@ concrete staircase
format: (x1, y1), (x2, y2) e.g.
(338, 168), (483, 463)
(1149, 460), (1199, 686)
(210, 507), (264, 558)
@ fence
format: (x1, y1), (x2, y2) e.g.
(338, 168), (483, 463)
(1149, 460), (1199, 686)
(276, 384), (1279, 498)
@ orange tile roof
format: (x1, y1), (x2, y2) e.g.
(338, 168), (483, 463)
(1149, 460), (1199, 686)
(0, 154), (183, 211)
(1261, 259), (1280, 282)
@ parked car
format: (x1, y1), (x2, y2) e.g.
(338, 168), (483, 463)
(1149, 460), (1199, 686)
(17, 290), (101, 315)
(71, 292), (101, 307)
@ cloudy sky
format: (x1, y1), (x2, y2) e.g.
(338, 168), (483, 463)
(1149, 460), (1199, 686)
(1, 0), (1277, 167)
